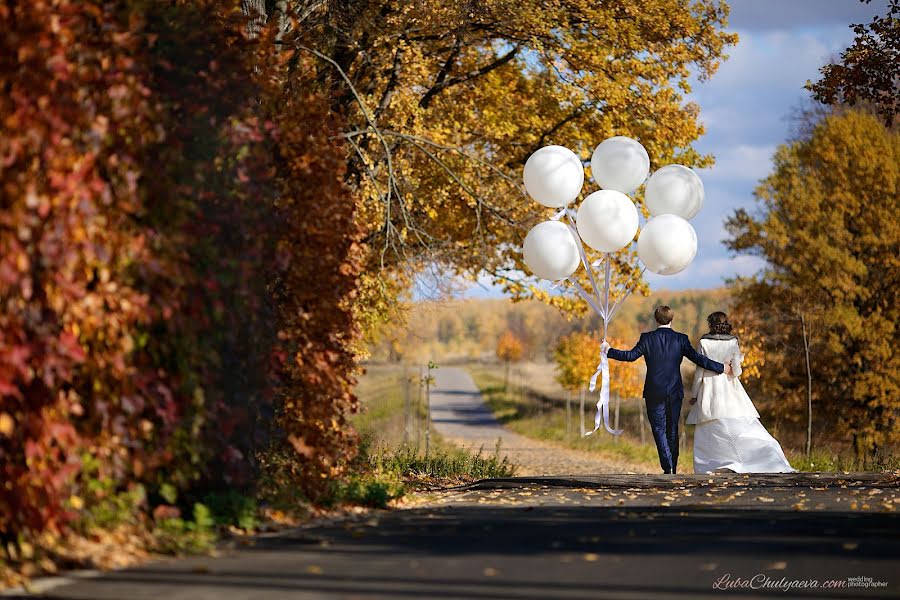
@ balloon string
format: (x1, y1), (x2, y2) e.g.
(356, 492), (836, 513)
(607, 266), (647, 322)
(566, 277), (606, 319)
(562, 210), (605, 310)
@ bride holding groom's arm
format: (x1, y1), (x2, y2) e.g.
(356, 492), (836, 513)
(686, 312), (796, 474)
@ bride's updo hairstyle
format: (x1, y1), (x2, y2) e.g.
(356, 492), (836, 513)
(707, 311), (733, 335)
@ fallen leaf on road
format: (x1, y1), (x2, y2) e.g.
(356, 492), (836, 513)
(842, 542), (858, 550)
(583, 553), (599, 562)
(699, 562), (718, 571)
(756, 496), (775, 503)
(483, 567), (499, 577)
(766, 561), (787, 570)
(306, 565), (323, 575)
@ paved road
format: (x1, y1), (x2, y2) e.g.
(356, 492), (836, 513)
(11, 373), (899, 599)
(16, 473), (899, 599)
(430, 367), (649, 475)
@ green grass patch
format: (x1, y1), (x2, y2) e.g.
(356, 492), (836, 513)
(787, 448), (900, 472)
(468, 364), (674, 472)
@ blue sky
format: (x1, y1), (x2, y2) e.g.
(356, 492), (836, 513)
(456, 0), (887, 299)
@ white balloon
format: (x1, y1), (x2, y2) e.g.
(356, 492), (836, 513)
(637, 214), (698, 276)
(590, 136), (650, 194)
(576, 190), (639, 253)
(645, 164), (705, 220)
(523, 220), (580, 281)
(522, 145), (585, 208)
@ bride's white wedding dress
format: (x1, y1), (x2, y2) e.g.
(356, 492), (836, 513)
(687, 334), (796, 474)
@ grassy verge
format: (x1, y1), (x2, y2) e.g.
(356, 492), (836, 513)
(469, 363), (900, 474)
(786, 449), (900, 472)
(336, 364), (516, 507)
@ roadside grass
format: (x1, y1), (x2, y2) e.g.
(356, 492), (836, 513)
(468, 363), (680, 473)
(341, 363), (516, 507)
(469, 363), (900, 475)
(786, 448), (900, 473)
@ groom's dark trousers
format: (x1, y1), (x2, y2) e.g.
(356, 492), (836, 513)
(608, 327), (724, 474)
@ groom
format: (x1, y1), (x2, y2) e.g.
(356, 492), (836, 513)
(602, 306), (731, 474)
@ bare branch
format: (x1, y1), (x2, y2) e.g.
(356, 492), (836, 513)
(419, 44), (521, 108)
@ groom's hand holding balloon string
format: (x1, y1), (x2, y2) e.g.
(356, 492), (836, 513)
(723, 360), (733, 376)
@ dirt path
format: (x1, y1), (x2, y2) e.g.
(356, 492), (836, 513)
(430, 366), (650, 475)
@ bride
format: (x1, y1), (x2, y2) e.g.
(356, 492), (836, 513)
(687, 312), (796, 474)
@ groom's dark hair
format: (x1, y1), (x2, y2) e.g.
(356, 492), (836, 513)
(654, 305), (674, 325)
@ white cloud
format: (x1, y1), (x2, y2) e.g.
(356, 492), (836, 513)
(699, 144), (777, 183)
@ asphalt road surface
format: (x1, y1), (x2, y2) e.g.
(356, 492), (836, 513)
(10, 369), (899, 599)
(12, 472), (899, 600)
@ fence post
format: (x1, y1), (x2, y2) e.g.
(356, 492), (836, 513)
(614, 393), (620, 445)
(417, 364), (424, 451)
(639, 397), (645, 445)
(403, 368), (410, 446)
(424, 363), (432, 458)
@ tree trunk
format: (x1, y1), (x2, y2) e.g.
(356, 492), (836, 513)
(579, 388), (585, 436)
(639, 398), (645, 445)
(425, 365), (431, 458)
(241, 0), (267, 37)
(403, 370), (410, 446)
(504, 360), (510, 390)
(416, 364), (423, 451)
(613, 394), (621, 444)
(800, 313), (813, 457)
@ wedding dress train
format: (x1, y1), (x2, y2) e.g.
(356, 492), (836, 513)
(693, 416), (795, 474)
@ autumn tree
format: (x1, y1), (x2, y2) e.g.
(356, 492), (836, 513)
(807, 0), (899, 125)
(554, 332), (641, 435)
(496, 330), (524, 389)
(0, 0), (363, 542)
(241, 0), (738, 333)
(726, 109), (899, 462)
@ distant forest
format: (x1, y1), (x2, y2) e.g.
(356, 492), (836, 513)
(369, 288), (731, 363)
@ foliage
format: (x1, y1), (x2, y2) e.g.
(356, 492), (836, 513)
(554, 332), (601, 392)
(807, 0), (899, 125)
(252, 0), (740, 334)
(726, 110), (899, 459)
(0, 0), (363, 546)
(731, 325), (765, 381)
(369, 289), (731, 363)
(151, 503), (216, 555)
(366, 443), (516, 482)
(325, 474), (405, 509)
(495, 331), (525, 364)
(787, 447), (900, 473)
(554, 332), (641, 399)
(202, 491), (259, 531)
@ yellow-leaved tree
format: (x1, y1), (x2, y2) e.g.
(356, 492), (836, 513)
(496, 330), (525, 389)
(726, 109), (899, 462)
(554, 332), (641, 435)
(243, 0), (739, 337)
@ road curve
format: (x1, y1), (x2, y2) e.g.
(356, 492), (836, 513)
(430, 366), (650, 475)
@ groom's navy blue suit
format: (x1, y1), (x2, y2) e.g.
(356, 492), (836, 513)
(608, 326), (725, 473)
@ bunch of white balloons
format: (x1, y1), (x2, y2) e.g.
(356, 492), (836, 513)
(521, 136), (704, 280)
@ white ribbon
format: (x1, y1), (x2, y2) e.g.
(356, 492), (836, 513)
(585, 347), (623, 436)
(552, 213), (626, 437)
(550, 207), (568, 221)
